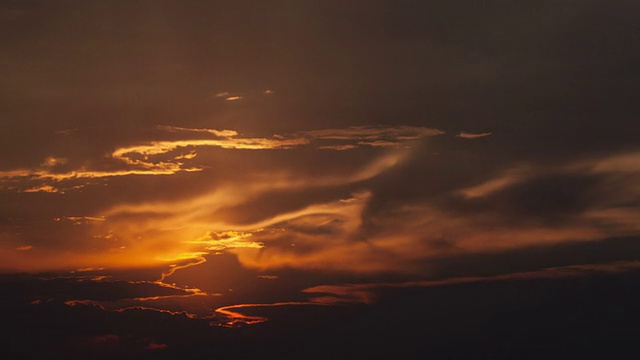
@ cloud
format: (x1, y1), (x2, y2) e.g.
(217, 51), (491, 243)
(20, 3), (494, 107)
(456, 167), (528, 198)
(112, 137), (309, 157)
(318, 144), (358, 151)
(212, 301), (325, 327)
(302, 125), (443, 141)
(584, 150), (640, 174)
(3, 275), (201, 304)
(1, 3), (639, 353)
(6, 122), (639, 280)
(0, 164), (200, 184)
(298, 125), (444, 152)
(54, 216), (106, 225)
(207, 148), (640, 276)
(0, 125), (438, 199)
(456, 131), (492, 139)
(41, 157), (68, 167)
(156, 125), (239, 138)
(302, 260), (640, 305)
(157, 254), (208, 282)
(0, 127), (311, 195)
(357, 140), (401, 147)
(24, 184), (60, 193)
(184, 231), (264, 252)
(145, 342), (168, 351)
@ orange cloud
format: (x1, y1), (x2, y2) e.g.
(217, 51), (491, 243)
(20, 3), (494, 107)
(24, 184), (59, 193)
(456, 131), (492, 139)
(456, 166), (529, 198)
(212, 302), (325, 327)
(184, 231), (264, 252)
(112, 137), (309, 158)
(357, 140), (401, 147)
(156, 125), (238, 137)
(157, 254), (208, 282)
(54, 216), (106, 225)
(11, 126), (639, 279)
(318, 144), (357, 151)
(0, 125), (436, 198)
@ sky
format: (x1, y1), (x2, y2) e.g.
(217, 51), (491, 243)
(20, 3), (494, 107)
(2, 0), (640, 359)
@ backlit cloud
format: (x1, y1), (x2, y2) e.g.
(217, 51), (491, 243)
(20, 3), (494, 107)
(6, 125), (640, 277)
(184, 231), (264, 252)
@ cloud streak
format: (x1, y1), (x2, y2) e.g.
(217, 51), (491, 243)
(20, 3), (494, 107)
(302, 261), (640, 306)
(456, 131), (492, 139)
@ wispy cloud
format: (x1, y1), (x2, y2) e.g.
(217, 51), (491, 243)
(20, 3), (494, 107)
(0, 125), (440, 195)
(213, 88), (273, 102)
(112, 137), (310, 157)
(157, 125), (238, 137)
(318, 144), (358, 151)
(456, 167), (529, 198)
(302, 125), (443, 141)
(302, 261), (640, 305)
(54, 216), (106, 225)
(24, 184), (60, 193)
(212, 301), (325, 327)
(184, 231), (264, 252)
(456, 131), (492, 139)
(157, 255), (208, 282)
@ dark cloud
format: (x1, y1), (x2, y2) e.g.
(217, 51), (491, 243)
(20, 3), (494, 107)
(3, 264), (640, 359)
(0, 274), (191, 303)
(453, 172), (604, 225)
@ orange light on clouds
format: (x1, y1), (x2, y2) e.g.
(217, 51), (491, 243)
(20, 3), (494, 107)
(24, 184), (60, 193)
(4, 124), (640, 284)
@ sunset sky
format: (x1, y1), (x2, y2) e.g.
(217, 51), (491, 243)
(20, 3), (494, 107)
(2, 1), (640, 359)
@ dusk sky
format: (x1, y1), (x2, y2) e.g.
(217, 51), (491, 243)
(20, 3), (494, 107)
(2, 1), (640, 359)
